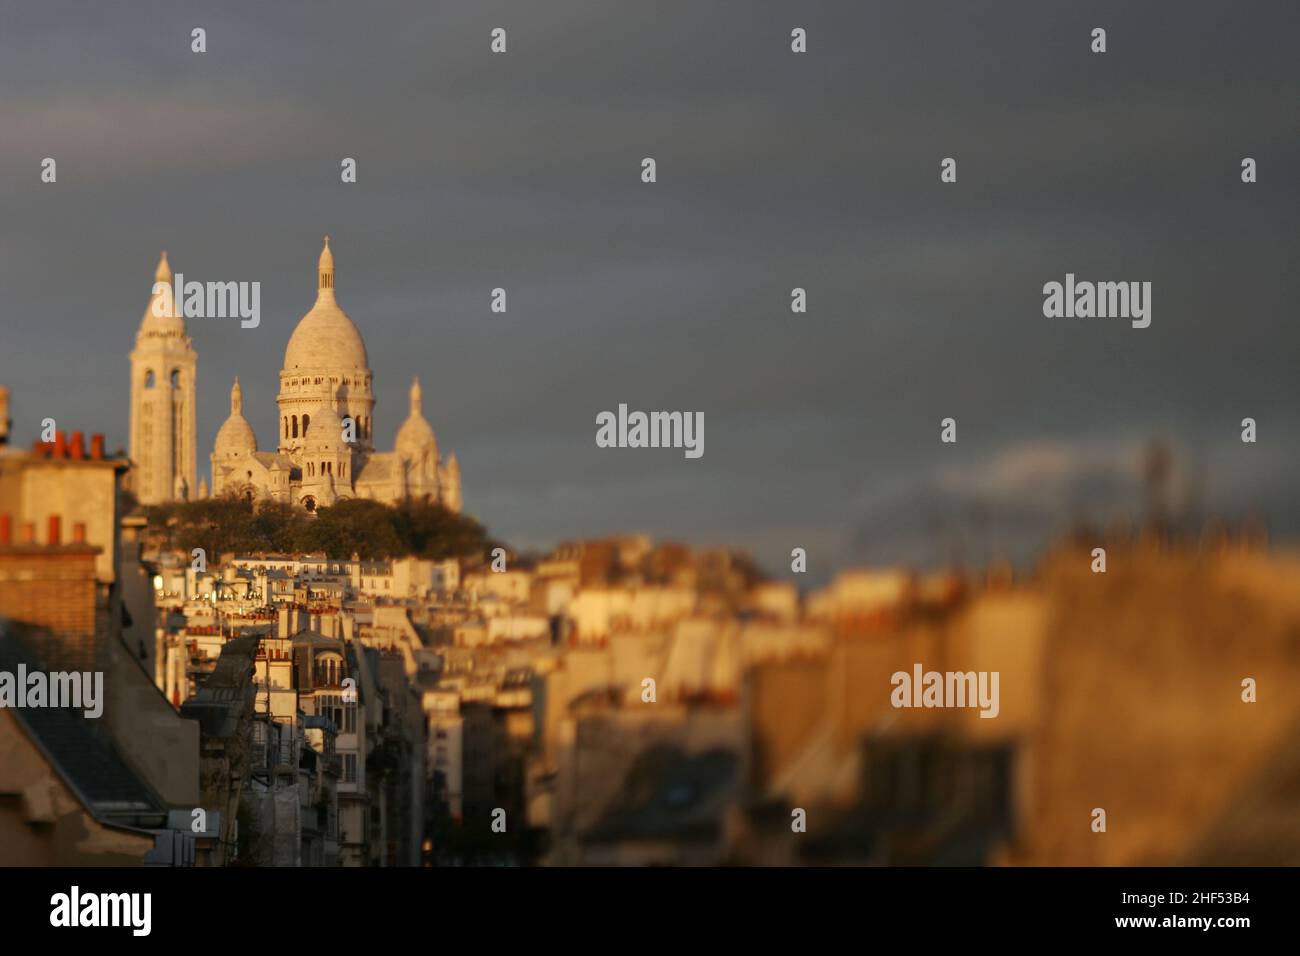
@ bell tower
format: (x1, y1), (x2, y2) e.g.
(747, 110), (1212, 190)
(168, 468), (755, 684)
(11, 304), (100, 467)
(128, 252), (198, 503)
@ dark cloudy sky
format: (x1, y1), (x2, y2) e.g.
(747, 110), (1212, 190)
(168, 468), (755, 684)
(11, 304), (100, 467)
(2, 0), (1296, 582)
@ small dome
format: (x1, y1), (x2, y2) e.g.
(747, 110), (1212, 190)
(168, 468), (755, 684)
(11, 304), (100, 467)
(214, 379), (257, 456)
(282, 237), (370, 371)
(304, 392), (345, 447)
(215, 416), (257, 456)
(396, 377), (436, 456)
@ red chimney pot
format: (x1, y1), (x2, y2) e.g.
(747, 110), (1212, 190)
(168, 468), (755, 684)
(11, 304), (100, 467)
(48, 515), (62, 546)
(73, 522), (87, 544)
(69, 432), (85, 459)
(0, 514), (10, 545)
(53, 431), (66, 458)
(90, 434), (105, 460)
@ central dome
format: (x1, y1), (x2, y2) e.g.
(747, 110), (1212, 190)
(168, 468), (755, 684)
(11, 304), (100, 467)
(282, 237), (370, 371)
(283, 300), (369, 370)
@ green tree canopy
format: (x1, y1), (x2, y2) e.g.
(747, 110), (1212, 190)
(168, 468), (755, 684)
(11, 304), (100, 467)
(145, 494), (496, 563)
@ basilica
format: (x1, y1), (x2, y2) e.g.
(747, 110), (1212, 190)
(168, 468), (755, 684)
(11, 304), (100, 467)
(128, 238), (461, 513)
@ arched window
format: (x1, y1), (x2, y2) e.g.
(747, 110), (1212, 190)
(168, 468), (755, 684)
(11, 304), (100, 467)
(144, 370), (155, 388)
(292, 416), (298, 438)
(171, 369), (181, 388)
(302, 413), (310, 437)
(283, 417), (288, 438)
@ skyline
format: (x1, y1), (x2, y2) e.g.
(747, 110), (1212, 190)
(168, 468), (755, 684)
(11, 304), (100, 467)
(3, 0), (1297, 582)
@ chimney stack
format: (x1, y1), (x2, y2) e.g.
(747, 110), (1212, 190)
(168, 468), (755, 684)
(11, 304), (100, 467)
(48, 515), (61, 546)
(278, 605), (292, 640)
(90, 434), (105, 460)
(0, 514), (11, 545)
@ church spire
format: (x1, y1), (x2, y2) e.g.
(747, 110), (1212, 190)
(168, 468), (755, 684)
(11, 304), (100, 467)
(155, 250), (172, 284)
(230, 377), (242, 415)
(409, 377), (422, 416)
(318, 235), (334, 292)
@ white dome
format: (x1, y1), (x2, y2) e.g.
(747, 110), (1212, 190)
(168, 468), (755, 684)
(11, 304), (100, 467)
(304, 401), (345, 447)
(283, 299), (369, 371)
(395, 377), (436, 456)
(214, 379), (257, 456)
(282, 238), (370, 372)
(215, 415), (257, 456)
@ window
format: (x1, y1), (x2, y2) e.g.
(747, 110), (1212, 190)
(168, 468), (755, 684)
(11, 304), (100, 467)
(144, 370), (155, 388)
(171, 369), (181, 388)
(344, 754), (357, 783)
(302, 413), (310, 437)
(292, 416), (299, 438)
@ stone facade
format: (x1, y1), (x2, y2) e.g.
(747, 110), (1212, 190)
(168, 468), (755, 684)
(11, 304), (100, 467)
(128, 252), (197, 504)
(210, 239), (462, 513)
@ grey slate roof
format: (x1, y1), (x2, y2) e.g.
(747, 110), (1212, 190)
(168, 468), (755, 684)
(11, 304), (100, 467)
(0, 620), (166, 826)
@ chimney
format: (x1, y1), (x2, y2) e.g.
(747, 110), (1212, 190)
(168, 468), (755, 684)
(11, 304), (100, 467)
(21, 522), (35, 543)
(69, 432), (85, 460)
(48, 515), (61, 546)
(90, 434), (105, 460)
(52, 431), (66, 458)
(0, 514), (10, 545)
(72, 522), (86, 544)
(278, 605), (292, 639)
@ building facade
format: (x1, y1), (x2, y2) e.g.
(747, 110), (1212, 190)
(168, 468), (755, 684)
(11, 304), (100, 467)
(210, 238), (462, 512)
